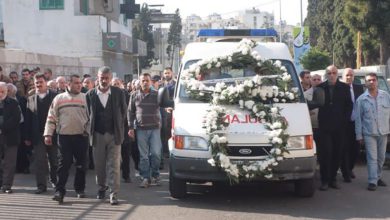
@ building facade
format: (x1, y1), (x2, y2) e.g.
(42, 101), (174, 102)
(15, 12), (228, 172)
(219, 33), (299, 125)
(0, 0), (145, 81)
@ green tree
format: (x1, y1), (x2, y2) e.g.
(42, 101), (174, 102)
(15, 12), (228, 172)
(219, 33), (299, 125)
(166, 9), (182, 67)
(132, 3), (155, 69)
(344, 0), (390, 64)
(300, 47), (332, 70)
(332, 0), (356, 67)
(306, 0), (335, 54)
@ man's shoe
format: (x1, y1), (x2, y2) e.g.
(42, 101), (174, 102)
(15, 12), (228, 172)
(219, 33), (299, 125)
(367, 183), (377, 191)
(139, 178), (150, 188)
(150, 176), (161, 186)
(52, 191), (64, 204)
(123, 178), (132, 183)
(35, 188), (47, 194)
(329, 181), (340, 189)
(378, 179), (387, 187)
(110, 194), (119, 205)
(97, 186), (108, 199)
(76, 191), (86, 198)
(343, 177), (352, 183)
(319, 183), (328, 191)
(3, 188), (13, 194)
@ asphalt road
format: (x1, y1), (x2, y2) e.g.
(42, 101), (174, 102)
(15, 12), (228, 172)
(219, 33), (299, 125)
(0, 163), (389, 220)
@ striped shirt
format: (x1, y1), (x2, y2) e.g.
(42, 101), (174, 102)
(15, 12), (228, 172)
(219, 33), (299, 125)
(44, 91), (90, 136)
(128, 89), (160, 130)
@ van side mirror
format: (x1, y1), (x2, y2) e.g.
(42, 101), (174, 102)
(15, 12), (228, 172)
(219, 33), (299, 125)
(158, 87), (174, 108)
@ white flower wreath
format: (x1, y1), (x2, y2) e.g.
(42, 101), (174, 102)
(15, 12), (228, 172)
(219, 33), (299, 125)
(181, 39), (299, 183)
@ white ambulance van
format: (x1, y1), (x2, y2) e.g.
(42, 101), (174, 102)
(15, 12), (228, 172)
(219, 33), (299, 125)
(169, 29), (316, 198)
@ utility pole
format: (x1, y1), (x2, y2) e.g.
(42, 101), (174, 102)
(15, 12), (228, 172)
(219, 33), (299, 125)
(279, 0), (282, 42)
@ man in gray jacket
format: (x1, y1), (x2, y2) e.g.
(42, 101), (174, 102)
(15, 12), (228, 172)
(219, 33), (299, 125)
(86, 66), (127, 205)
(355, 73), (390, 191)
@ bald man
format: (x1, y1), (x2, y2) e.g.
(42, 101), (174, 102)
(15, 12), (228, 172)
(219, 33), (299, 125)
(313, 65), (353, 191)
(340, 68), (364, 182)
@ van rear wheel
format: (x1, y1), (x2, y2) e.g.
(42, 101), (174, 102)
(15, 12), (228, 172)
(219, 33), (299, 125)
(294, 178), (315, 197)
(169, 172), (187, 199)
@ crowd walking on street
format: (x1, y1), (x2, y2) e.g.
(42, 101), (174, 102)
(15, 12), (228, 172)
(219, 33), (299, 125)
(0, 63), (389, 206)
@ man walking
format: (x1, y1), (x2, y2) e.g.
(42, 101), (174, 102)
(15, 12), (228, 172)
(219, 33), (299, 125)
(311, 65), (352, 191)
(128, 73), (163, 188)
(0, 82), (21, 193)
(44, 75), (90, 203)
(355, 73), (390, 191)
(25, 73), (58, 194)
(340, 68), (364, 182)
(86, 66), (127, 205)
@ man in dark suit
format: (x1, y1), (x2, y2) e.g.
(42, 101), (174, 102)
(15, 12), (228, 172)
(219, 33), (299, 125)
(86, 66), (127, 205)
(310, 65), (353, 191)
(0, 82), (21, 193)
(340, 68), (364, 182)
(25, 73), (58, 194)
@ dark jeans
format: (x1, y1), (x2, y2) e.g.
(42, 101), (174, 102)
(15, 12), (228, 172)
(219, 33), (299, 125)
(16, 141), (31, 173)
(121, 141), (131, 179)
(341, 121), (360, 178)
(318, 129), (345, 184)
(56, 135), (88, 194)
(131, 133), (139, 170)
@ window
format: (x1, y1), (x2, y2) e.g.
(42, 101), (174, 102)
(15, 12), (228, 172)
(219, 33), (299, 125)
(40, 0), (64, 10)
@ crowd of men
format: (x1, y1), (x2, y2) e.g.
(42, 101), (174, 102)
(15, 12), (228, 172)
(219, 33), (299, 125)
(0, 65), (176, 205)
(303, 65), (390, 191)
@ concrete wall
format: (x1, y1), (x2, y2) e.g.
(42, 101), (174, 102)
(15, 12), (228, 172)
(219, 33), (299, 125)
(0, 48), (103, 77)
(2, 0), (105, 58)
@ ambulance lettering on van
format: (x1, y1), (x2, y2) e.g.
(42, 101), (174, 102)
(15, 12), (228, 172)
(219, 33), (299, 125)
(225, 114), (260, 124)
(168, 29), (317, 199)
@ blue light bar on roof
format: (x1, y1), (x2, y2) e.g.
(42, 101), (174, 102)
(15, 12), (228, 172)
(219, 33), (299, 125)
(198, 29), (277, 37)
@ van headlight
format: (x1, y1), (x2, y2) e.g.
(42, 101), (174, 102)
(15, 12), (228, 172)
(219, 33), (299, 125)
(287, 135), (314, 150)
(287, 136), (305, 149)
(174, 135), (209, 151)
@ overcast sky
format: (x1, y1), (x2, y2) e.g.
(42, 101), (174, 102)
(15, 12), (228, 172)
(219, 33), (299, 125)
(139, 0), (308, 26)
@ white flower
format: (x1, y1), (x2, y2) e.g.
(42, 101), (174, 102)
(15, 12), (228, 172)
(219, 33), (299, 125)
(256, 55), (262, 61)
(274, 60), (282, 67)
(207, 63), (212, 69)
(237, 84), (245, 94)
(259, 111), (266, 118)
(281, 66), (287, 71)
(228, 56), (232, 62)
(271, 122), (282, 129)
(208, 158), (216, 166)
(211, 135), (219, 144)
(252, 75), (262, 85)
(273, 98), (279, 103)
(218, 136), (227, 143)
(277, 156), (284, 161)
(271, 107), (278, 114)
(291, 87), (299, 93)
(195, 67), (201, 75)
(265, 174), (273, 179)
(275, 148), (282, 155)
(288, 93), (295, 100)
(251, 88), (258, 97)
(239, 100), (244, 109)
(215, 62), (221, 68)
(278, 91), (285, 97)
(245, 100), (255, 109)
(241, 48), (248, 55)
(251, 51), (258, 57)
(252, 105), (259, 113)
(281, 99), (286, 103)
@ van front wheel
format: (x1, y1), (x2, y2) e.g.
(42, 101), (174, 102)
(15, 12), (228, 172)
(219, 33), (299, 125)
(169, 173), (187, 199)
(294, 178), (315, 197)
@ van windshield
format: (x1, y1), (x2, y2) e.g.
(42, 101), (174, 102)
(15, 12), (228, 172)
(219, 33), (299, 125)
(178, 59), (304, 102)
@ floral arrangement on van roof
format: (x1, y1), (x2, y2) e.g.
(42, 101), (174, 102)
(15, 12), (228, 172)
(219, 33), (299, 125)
(180, 39), (299, 183)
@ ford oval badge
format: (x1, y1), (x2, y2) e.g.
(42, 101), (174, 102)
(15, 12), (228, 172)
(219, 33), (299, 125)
(239, 148), (252, 155)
